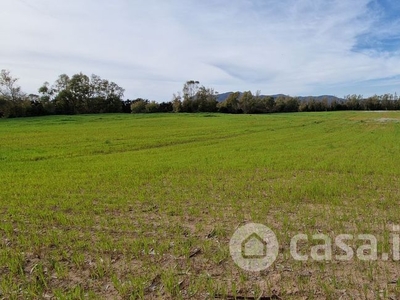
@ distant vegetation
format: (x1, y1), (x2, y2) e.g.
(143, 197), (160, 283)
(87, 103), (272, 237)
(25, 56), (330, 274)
(0, 70), (128, 118)
(1, 69), (400, 118)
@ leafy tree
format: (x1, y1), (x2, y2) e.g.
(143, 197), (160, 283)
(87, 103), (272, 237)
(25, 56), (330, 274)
(0, 69), (24, 102)
(172, 93), (182, 113)
(275, 96), (299, 112)
(54, 74), (70, 94)
(39, 72), (125, 115)
(218, 92), (241, 113)
(196, 86), (218, 112)
(130, 98), (148, 113)
(252, 92), (276, 113)
(239, 91), (255, 114)
(364, 95), (381, 111)
(145, 101), (160, 113)
(181, 80), (200, 112)
(261, 96), (276, 113)
(67, 73), (91, 113)
(158, 101), (173, 112)
(344, 94), (363, 110)
(183, 80), (199, 102)
(381, 93), (395, 110)
(0, 70), (27, 117)
(54, 89), (75, 114)
(300, 97), (327, 112)
(38, 81), (53, 102)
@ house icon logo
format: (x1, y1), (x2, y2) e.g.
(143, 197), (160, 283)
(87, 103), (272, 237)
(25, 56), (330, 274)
(230, 223), (279, 272)
(241, 232), (268, 259)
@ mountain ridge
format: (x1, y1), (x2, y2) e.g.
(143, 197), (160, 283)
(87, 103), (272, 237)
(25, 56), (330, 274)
(216, 92), (343, 103)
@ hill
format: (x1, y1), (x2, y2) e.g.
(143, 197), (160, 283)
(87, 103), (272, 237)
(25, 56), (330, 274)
(216, 92), (343, 103)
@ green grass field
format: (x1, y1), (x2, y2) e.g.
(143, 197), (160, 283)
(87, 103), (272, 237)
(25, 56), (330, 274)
(1, 111), (400, 299)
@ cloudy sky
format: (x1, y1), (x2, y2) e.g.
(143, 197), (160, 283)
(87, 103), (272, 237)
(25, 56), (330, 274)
(1, 0), (400, 101)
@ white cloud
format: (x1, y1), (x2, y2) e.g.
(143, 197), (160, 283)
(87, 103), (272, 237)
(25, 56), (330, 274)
(1, 0), (400, 100)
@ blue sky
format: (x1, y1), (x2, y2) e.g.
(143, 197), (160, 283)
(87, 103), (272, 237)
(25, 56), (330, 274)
(1, 0), (400, 101)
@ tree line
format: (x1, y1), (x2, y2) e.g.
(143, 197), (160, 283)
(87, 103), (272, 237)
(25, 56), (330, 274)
(0, 70), (129, 118)
(218, 91), (400, 113)
(1, 70), (400, 118)
(133, 80), (400, 113)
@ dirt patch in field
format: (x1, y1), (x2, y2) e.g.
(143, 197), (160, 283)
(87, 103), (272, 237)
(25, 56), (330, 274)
(374, 117), (400, 123)
(362, 110), (396, 113)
